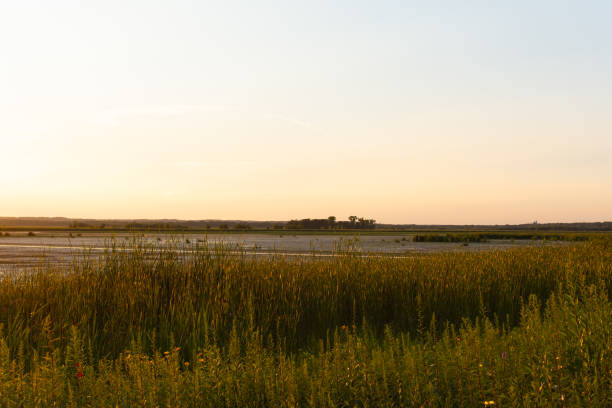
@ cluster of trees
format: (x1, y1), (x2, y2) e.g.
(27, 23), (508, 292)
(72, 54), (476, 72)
(216, 224), (252, 230)
(233, 223), (252, 230)
(69, 221), (93, 229)
(68, 221), (110, 229)
(124, 222), (188, 230)
(285, 216), (376, 230)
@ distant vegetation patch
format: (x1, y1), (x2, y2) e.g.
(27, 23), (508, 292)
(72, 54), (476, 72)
(286, 215), (376, 229)
(413, 232), (594, 243)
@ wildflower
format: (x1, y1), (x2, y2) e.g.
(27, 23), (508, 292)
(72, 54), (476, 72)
(75, 361), (85, 379)
(501, 352), (506, 359)
(184, 361), (190, 367)
(483, 401), (495, 406)
(199, 358), (204, 363)
(341, 325), (347, 331)
(164, 351), (170, 355)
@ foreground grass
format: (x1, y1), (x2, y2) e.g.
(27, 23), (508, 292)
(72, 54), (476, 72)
(0, 238), (610, 406)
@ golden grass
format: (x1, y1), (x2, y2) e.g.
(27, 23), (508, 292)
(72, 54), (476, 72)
(0, 238), (609, 406)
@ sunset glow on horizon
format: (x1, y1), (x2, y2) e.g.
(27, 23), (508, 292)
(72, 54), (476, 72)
(2, 1), (611, 224)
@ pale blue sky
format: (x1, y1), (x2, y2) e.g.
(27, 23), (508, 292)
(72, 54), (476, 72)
(1, 1), (611, 223)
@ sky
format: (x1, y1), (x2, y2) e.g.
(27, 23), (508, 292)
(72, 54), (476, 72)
(1, 1), (611, 224)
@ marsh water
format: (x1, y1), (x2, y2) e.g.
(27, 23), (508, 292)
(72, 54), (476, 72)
(0, 231), (562, 271)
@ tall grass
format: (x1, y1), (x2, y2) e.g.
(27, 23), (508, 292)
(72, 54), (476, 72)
(0, 237), (609, 406)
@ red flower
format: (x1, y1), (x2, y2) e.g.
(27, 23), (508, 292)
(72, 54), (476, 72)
(75, 362), (84, 379)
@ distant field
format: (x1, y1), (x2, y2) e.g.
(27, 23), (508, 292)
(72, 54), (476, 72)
(1, 224), (610, 236)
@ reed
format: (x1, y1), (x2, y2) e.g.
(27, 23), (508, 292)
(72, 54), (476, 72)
(0, 237), (609, 406)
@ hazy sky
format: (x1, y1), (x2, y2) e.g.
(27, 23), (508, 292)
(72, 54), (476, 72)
(1, 1), (611, 224)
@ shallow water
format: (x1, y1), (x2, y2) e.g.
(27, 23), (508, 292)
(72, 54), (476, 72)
(0, 231), (557, 271)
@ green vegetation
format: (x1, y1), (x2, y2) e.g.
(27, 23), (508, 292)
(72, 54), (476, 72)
(286, 215), (376, 229)
(0, 238), (610, 406)
(413, 231), (594, 243)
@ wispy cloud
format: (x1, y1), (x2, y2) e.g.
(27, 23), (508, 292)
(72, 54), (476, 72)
(165, 160), (257, 169)
(90, 104), (320, 132)
(91, 105), (236, 126)
(261, 113), (316, 129)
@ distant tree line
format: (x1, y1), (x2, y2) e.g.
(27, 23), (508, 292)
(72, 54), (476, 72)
(285, 216), (376, 230)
